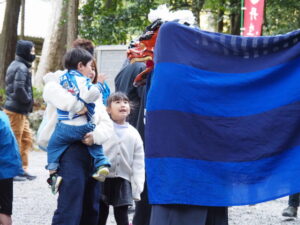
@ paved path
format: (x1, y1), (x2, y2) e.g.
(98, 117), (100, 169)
(12, 150), (299, 225)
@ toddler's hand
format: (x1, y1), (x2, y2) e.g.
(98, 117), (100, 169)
(77, 106), (88, 115)
(82, 132), (94, 146)
(133, 197), (140, 201)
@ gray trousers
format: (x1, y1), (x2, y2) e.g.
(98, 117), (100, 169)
(288, 193), (300, 207)
(150, 205), (228, 225)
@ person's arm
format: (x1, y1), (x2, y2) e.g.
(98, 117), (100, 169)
(82, 102), (113, 145)
(131, 131), (145, 201)
(77, 76), (101, 104)
(98, 81), (110, 106)
(92, 102), (113, 145)
(13, 68), (32, 104)
(0, 112), (23, 177)
(43, 81), (84, 114)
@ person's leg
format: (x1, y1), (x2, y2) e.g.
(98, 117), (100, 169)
(97, 201), (110, 225)
(205, 207), (228, 225)
(114, 205), (129, 225)
(132, 180), (151, 225)
(88, 145), (110, 182)
(0, 178), (13, 225)
(3, 109), (24, 144)
(3, 110), (25, 165)
(51, 142), (93, 225)
(20, 118), (33, 171)
(282, 193), (300, 217)
(150, 205), (208, 225)
(80, 177), (101, 225)
(47, 122), (94, 171)
(88, 145), (111, 170)
(289, 193), (300, 207)
(0, 213), (12, 225)
(3, 110), (35, 180)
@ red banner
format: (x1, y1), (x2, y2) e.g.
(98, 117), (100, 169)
(242, 0), (265, 36)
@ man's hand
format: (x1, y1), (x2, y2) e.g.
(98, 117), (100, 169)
(82, 132), (94, 146)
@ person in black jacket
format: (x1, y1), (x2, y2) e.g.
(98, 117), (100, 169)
(3, 40), (37, 181)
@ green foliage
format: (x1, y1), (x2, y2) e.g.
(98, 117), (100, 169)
(263, 0), (300, 35)
(32, 87), (43, 101)
(32, 87), (46, 111)
(79, 0), (157, 45)
(78, 0), (300, 45)
(78, 0), (204, 45)
(0, 88), (5, 107)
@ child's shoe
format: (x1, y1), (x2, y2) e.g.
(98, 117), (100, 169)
(47, 173), (63, 195)
(92, 166), (109, 182)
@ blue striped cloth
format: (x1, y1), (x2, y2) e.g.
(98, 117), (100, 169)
(145, 22), (300, 206)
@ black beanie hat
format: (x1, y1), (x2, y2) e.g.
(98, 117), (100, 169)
(16, 40), (35, 62)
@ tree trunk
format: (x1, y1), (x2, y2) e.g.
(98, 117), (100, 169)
(0, 0), (21, 89)
(217, 0), (225, 33)
(230, 13), (241, 35)
(20, 0), (25, 39)
(66, 0), (79, 50)
(229, 0), (241, 35)
(34, 0), (68, 87)
(192, 0), (205, 26)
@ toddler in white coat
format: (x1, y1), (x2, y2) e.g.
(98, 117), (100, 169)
(44, 48), (111, 194)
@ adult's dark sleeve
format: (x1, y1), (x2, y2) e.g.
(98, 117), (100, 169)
(13, 69), (32, 104)
(115, 62), (146, 94)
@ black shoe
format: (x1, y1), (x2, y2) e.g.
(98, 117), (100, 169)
(21, 171), (37, 180)
(47, 173), (62, 195)
(282, 206), (297, 217)
(128, 203), (136, 214)
(13, 175), (27, 182)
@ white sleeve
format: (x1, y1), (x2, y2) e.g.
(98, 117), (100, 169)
(92, 102), (114, 145)
(131, 131), (145, 201)
(43, 81), (84, 114)
(76, 76), (101, 103)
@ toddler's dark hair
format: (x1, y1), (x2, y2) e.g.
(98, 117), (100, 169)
(107, 92), (130, 108)
(63, 48), (93, 70)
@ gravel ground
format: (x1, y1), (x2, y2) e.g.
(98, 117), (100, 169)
(12, 150), (299, 225)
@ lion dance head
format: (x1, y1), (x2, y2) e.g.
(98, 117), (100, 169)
(127, 5), (195, 87)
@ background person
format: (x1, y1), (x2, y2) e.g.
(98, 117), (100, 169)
(38, 39), (114, 225)
(3, 40), (37, 181)
(98, 92), (145, 225)
(0, 110), (23, 225)
(44, 63), (113, 225)
(46, 48), (111, 194)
